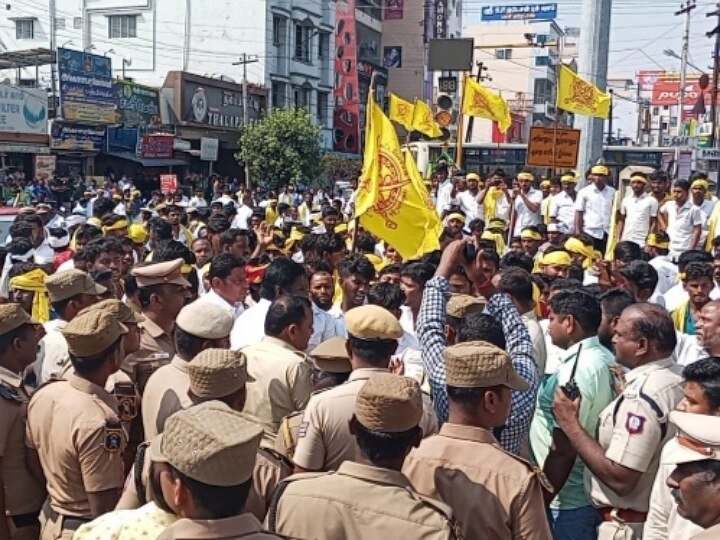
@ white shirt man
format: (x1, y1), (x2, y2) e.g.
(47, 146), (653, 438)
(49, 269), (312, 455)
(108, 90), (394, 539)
(435, 176), (454, 216)
(232, 203), (254, 230)
(192, 287), (244, 320)
(512, 187), (543, 237)
(694, 198), (716, 248)
(307, 303), (340, 353)
(660, 198), (703, 260)
(230, 298), (271, 350)
(452, 189), (482, 223)
(550, 190), (577, 233)
(619, 191), (658, 247)
(575, 180), (616, 240)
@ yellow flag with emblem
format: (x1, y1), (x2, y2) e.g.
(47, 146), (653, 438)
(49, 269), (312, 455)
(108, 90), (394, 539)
(389, 93), (415, 132)
(556, 64), (611, 119)
(355, 91), (441, 260)
(462, 77), (512, 133)
(411, 99), (443, 138)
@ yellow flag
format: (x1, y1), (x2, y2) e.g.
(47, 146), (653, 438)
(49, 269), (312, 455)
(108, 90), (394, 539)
(462, 77), (512, 133)
(355, 91), (441, 260)
(389, 94), (415, 131)
(411, 99), (443, 138)
(556, 64), (611, 119)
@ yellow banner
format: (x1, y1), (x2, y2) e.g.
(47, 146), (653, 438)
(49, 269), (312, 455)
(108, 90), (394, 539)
(411, 99), (442, 138)
(389, 93), (415, 132)
(556, 64), (611, 119)
(462, 77), (512, 133)
(355, 92), (441, 260)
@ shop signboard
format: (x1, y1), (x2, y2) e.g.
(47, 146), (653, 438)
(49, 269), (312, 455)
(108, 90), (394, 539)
(141, 134), (174, 159)
(50, 121), (106, 151)
(113, 80), (161, 128)
(57, 47), (116, 123)
(0, 83), (47, 135)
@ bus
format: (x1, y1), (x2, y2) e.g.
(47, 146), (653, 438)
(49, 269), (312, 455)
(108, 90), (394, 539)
(408, 141), (675, 178)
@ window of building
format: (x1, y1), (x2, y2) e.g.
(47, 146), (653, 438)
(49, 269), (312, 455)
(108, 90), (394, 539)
(533, 78), (552, 104)
(652, 107), (659, 115)
(317, 91), (328, 122)
(294, 23), (312, 63)
(495, 48), (512, 60)
(73, 17), (83, 29)
(294, 86), (312, 108)
(54, 18), (65, 31)
(272, 15), (285, 47)
(535, 56), (550, 67)
(109, 15), (137, 38)
(15, 19), (34, 40)
(318, 32), (330, 60)
(272, 82), (287, 108)
(661, 122), (668, 131)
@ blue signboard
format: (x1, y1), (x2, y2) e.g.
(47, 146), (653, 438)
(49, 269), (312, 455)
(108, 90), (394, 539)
(50, 121), (107, 152)
(481, 3), (557, 21)
(57, 47), (116, 123)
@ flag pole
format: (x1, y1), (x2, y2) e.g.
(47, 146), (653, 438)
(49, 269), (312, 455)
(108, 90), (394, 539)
(455, 72), (467, 170)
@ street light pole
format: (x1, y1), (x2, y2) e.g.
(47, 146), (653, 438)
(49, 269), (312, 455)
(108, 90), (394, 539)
(676, 1), (696, 137)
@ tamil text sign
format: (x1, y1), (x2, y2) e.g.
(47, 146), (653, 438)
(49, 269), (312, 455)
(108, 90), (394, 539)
(200, 137), (219, 161)
(141, 134), (174, 159)
(0, 84), (47, 135)
(481, 3), (557, 21)
(50, 121), (106, 151)
(58, 47), (115, 123)
(527, 126), (580, 168)
(113, 81), (160, 128)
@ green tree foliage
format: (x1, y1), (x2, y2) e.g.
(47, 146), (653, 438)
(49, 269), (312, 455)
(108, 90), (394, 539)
(236, 108), (323, 191)
(320, 153), (362, 188)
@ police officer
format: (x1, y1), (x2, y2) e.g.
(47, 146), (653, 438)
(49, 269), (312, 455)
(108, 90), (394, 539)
(553, 304), (684, 539)
(26, 307), (128, 538)
(292, 305), (437, 473)
(123, 259), (192, 380)
(0, 304), (45, 540)
(403, 341), (551, 540)
(269, 373), (459, 539)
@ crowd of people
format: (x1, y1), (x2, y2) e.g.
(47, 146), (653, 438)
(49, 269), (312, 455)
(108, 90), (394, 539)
(1, 161), (720, 540)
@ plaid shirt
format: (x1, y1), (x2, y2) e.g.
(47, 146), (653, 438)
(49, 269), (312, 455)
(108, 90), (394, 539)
(417, 276), (539, 454)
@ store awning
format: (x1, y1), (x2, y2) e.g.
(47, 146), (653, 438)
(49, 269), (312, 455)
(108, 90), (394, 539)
(103, 151), (187, 167)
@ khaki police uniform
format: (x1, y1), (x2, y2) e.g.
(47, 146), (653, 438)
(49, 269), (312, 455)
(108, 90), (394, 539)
(293, 306), (437, 472)
(148, 401), (281, 539)
(270, 373), (458, 539)
(240, 336), (314, 448)
(122, 259), (191, 380)
(403, 341), (549, 540)
(586, 357), (684, 539)
(25, 310), (128, 539)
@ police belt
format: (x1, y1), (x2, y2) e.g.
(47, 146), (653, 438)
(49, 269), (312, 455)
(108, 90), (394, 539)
(61, 515), (92, 531)
(598, 507), (648, 523)
(10, 510), (40, 528)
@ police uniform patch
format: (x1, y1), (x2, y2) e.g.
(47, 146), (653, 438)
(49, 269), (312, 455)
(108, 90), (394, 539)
(117, 395), (137, 423)
(104, 420), (126, 453)
(298, 421), (308, 438)
(625, 412), (646, 435)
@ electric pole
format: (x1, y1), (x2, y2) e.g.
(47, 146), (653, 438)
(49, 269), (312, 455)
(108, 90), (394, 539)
(233, 53), (259, 189)
(708, 4), (720, 149)
(465, 62), (491, 143)
(676, 1), (696, 138)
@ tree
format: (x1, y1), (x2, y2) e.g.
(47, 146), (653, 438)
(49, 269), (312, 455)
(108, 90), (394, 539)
(236, 108), (323, 191)
(320, 153), (362, 187)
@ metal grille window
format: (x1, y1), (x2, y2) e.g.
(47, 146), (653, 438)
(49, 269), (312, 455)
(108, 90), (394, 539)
(73, 17), (83, 29)
(15, 19), (34, 40)
(294, 23), (312, 63)
(109, 15), (137, 38)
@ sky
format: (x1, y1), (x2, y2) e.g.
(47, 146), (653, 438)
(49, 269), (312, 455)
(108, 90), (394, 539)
(462, 0), (720, 139)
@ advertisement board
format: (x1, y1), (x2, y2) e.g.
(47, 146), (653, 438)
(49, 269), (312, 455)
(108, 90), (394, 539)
(385, 0), (404, 20)
(651, 79), (719, 106)
(113, 81), (160, 128)
(182, 78), (264, 129)
(0, 84), (47, 135)
(200, 137), (219, 161)
(160, 174), (178, 193)
(481, 3), (558, 21)
(50, 121), (106, 151)
(141, 134), (174, 159)
(34, 155), (56, 180)
(526, 127), (580, 168)
(57, 47), (116, 123)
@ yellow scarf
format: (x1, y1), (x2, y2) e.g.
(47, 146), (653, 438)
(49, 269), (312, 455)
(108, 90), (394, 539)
(564, 238), (601, 270)
(706, 202), (720, 251)
(9, 268), (50, 323)
(671, 301), (689, 333)
(481, 230), (506, 254)
(542, 195), (553, 225)
(483, 187), (505, 221)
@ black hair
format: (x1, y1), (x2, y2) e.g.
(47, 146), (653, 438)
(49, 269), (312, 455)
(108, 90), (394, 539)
(314, 233), (345, 257)
(683, 358), (720, 409)
(500, 251), (534, 273)
(620, 260), (659, 294)
(674, 180), (691, 191)
(70, 337), (123, 377)
(379, 264), (402, 277)
(7, 237), (33, 258)
(626, 304), (677, 354)
(367, 283), (406, 310)
(457, 313), (506, 349)
(8, 262), (37, 280)
(548, 289), (602, 335)
(650, 170), (669, 182)
(567, 264), (585, 282)
(652, 231), (671, 254)
(74, 224), (103, 244)
(219, 228), (252, 250)
(310, 261), (333, 276)
(321, 207), (340, 218)
(599, 288), (636, 320)
(354, 420), (420, 463)
(264, 295), (312, 336)
(89, 268), (113, 284)
(678, 250), (713, 271)
(347, 335), (397, 365)
(9, 222), (33, 240)
(478, 249), (501, 271)
(355, 233), (377, 254)
(92, 198), (115, 218)
(0, 323), (34, 354)
(498, 267), (533, 303)
(548, 278), (584, 293)
(208, 253), (245, 281)
(169, 466), (251, 519)
(206, 215), (231, 235)
(137, 284), (165, 308)
(400, 262), (435, 287)
(684, 261), (714, 283)
(614, 241), (643, 264)
(584, 283), (603, 299)
(447, 386), (490, 408)
(149, 218), (172, 241)
(260, 258), (307, 301)
(174, 326), (210, 359)
(154, 240), (195, 264)
(337, 254), (375, 282)
(468, 218), (485, 233)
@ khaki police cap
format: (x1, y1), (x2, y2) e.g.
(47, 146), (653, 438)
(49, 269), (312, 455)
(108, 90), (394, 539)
(345, 305), (403, 340)
(311, 336), (352, 374)
(45, 269), (107, 302)
(663, 411), (720, 465)
(444, 341), (529, 391)
(81, 299), (145, 324)
(447, 294), (485, 319)
(0, 303), (37, 336)
(61, 309), (128, 357)
(149, 401), (263, 486)
(355, 373), (422, 433)
(188, 348), (253, 399)
(176, 302), (233, 340)
(131, 258), (191, 288)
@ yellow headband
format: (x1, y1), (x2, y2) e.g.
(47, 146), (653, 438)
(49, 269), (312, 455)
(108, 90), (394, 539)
(646, 233), (669, 250)
(127, 224), (148, 244)
(518, 172), (534, 181)
(447, 213), (466, 223)
(691, 179), (709, 192)
(289, 227), (305, 242)
(541, 250), (572, 267)
(630, 175), (648, 184)
(466, 173), (481, 182)
(591, 165), (610, 176)
(540, 180), (551, 189)
(488, 218), (506, 230)
(561, 174), (578, 184)
(334, 223), (348, 234)
(181, 264), (194, 275)
(102, 220), (129, 235)
(521, 229), (543, 241)
(564, 237), (601, 269)
(9, 268), (50, 323)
